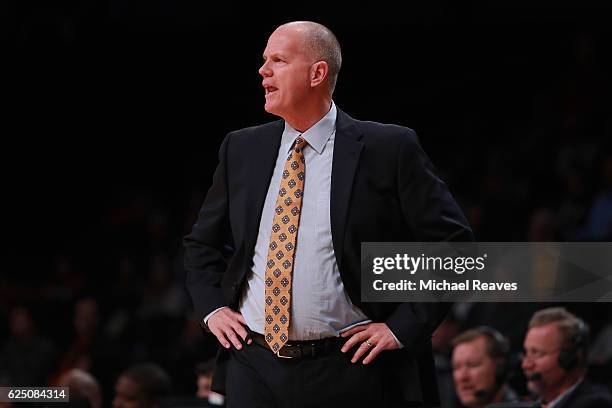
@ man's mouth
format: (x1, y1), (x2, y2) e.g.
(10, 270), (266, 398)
(264, 86), (278, 96)
(459, 385), (475, 394)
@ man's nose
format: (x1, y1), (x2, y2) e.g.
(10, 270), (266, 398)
(259, 61), (271, 77)
(522, 356), (533, 371)
(455, 368), (469, 382)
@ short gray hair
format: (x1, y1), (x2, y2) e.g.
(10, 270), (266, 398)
(283, 21), (342, 94)
(529, 307), (586, 349)
(452, 327), (509, 361)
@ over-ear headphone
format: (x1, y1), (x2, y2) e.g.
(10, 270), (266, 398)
(475, 326), (511, 385)
(557, 318), (590, 370)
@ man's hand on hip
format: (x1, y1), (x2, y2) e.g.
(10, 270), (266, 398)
(340, 323), (400, 364)
(207, 307), (252, 350)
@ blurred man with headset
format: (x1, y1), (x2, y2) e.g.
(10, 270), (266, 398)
(519, 307), (612, 408)
(451, 326), (518, 408)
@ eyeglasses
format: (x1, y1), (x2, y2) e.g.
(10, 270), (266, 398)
(522, 348), (561, 361)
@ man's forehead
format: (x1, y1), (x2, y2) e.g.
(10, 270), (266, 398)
(454, 337), (487, 358)
(525, 324), (561, 346)
(265, 27), (306, 52)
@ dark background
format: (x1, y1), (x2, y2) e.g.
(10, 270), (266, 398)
(3, 0), (612, 406)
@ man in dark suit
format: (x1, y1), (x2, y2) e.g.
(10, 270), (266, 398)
(184, 21), (473, 408)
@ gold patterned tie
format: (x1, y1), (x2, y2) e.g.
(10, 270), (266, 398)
(264, 136), (308, 353)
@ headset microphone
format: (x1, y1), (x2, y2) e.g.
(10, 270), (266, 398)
(474, 388), (492, 400)
(528, 372), (542, 381)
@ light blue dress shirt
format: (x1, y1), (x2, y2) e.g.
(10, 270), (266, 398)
(238, 102), (371, 340)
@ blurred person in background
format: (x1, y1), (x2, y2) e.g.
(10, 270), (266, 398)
(522, 307), (612, 408)
(0, 306), (57, 386)
(113, 363), (171, 408)
(56, 368), (102, 408)
(452, 327), (518, 408)
(576, 152), (612, 241)
(51, 297), (119, 399)
(196, 360), (225, 406)
(139, 254), (186, 322)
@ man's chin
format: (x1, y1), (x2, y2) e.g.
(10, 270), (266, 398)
(527, 381), (543, 395)
(263, 103), (275, 114)
(459, 395), (476, 407)
(264, 104), (282, 118)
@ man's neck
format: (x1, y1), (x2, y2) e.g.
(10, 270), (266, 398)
(475, 384), (508, 408)
(284, 98), (332, 133)
(491, 385), (508, 404)
(542, 372), (583, 404)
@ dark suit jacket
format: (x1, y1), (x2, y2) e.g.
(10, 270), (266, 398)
(488, 379), (612, 408)
(184, 109), (474, 407)
(556, 379), (612, 408)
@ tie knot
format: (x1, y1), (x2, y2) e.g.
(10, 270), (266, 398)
(293, 137), (308, 153)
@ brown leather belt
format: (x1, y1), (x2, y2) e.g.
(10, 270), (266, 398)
(250, 332), (344, 359)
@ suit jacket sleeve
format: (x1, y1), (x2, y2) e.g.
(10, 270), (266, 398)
(386, 130), (474, 348)
(184, 133), (234, 324)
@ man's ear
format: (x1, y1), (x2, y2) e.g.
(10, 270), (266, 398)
(310, 61), (329, 88)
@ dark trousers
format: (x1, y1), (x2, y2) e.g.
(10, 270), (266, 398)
(226, 340), (387, 408)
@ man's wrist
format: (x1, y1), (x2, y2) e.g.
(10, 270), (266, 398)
(202, 306), (230, 331)
(388, 327), (404, 349)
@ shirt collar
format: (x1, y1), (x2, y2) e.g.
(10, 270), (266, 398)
(282, 101), (337, 155)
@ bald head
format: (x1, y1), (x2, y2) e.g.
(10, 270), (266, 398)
(275, 21), (342, 94)
(57, 369), (102, 408)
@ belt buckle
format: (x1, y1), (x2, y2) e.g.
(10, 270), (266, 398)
(276, 344), (300, 359)
(275, 349), (294, 359)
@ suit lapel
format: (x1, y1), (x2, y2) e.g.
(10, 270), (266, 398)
(245, 120), (284, 253)
(331, 109), (364, 270)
